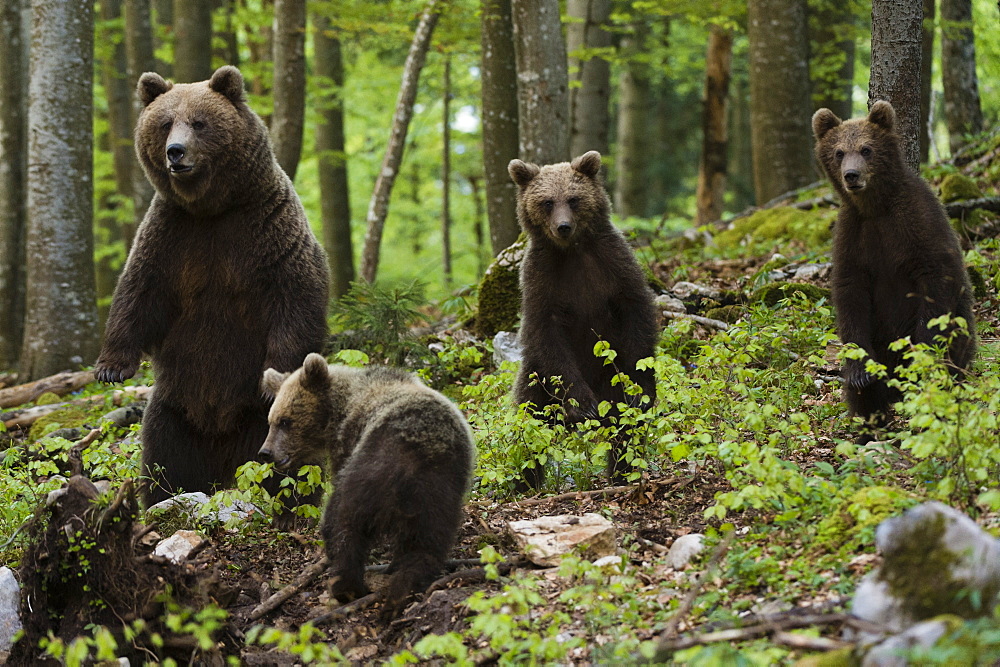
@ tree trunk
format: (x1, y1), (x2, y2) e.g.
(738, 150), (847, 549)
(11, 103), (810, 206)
(467, 175), (486, 277)
(480, 0), (520, 255)
(21, 0), (100, 380)
(271, 0), (306, 181)
(920, 0), (935, 162)
(442, 54), (453, 288)
(359, 0), (442, 283)
(615, 23), (652, 218)
(747, 0), (815, 203)
(172, 0), (212, 82)
(940, 0), (983, 153)
(0, 0), (28, 371)
(247, 0), (274, 107)
(314, 12), (354, 299)
(97, 0), (135, 328)
(870, 0), (923, 172)
(124, 0), (156, 226)
(727, 70), (756, 212)
(808, 0), (856, 121)
(511, 0), (570, 165)
(152, 0), (172, 77)
(695, 25), (733, 226)
(566, 0), (612, 157)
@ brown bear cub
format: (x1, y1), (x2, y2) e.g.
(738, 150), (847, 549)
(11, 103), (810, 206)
(508, 150), (659, 485)
(259, 353), (475, 618)
(812, 101), (975, 443)
(95, 66), (329, 506)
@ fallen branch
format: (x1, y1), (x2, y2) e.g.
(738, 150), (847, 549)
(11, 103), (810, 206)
(2, 385), (152, 429)
(308, 591), (381, 625)
(773, 631), (852, 651)
(68, 428), (103, 476)
(0, 369), (95, 409)
(249, 555), (329, 621)
(650, 613), (869, 654)
(635, 537), (669, 554)
(661, 311), (730, 331)
(507, 484), (637, 507)
(944, 196), (1000, 218)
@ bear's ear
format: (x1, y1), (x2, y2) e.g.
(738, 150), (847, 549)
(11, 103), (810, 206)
(508, 159), (540, 187)
(811, 108), (842, 141)
(260, 368), (289, 399)
(571, 151), (602, 179)
(301, 353), (331, 392)
(138, 72), (172, 107)
(868, 100), (896, 132)
(209, 65), (246, 104)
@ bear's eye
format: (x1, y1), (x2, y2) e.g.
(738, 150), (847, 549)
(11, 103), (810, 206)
(278, 417), (293, 430)
(160, 120), (172, 132)
(567, 196), (580, 208)
(860, 146), (872, 158)
(192, 120), (205, 131)
(834, 149), (845, 161)
(541, 200), (554, 212)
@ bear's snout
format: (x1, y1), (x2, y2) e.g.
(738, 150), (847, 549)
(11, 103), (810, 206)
(556, 222), (573, 238)
(166, 143), (187, 168)
(841, 154), (867, 191)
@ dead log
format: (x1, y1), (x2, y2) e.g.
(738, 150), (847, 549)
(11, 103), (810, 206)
(2, 385), (152, 429)
(249, 555), (329, 621)
(0, 369), (95, 409)
(944, 196), (1000, 217)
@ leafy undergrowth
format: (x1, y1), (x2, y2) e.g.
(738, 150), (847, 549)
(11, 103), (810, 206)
(4, 141), (1000, 664)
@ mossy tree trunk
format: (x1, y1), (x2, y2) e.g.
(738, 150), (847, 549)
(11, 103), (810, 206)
(271, 0), (306, 181)
(747, 0), (815, 204)
(0, 0), (28, 371)
(566, 0), (611, 158)
(480, 0), (520, 255)
(870, 0), (923, 172)
(172, 0), (211, 82)
(314, 10), (354, 299)
(940, 0), (983, 154)
(21, 0), (100, 380)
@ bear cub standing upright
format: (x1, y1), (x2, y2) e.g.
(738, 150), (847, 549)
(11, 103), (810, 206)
(259, 353), (475, 617)
(812, 100), (975, 443)
(508, 150), (659, 485)
(95, 66), (329, 506)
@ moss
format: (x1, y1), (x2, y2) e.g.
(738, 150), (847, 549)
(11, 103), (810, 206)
(35, 392), (63, 406)
(940, 173), (983, 203)
(641, 261), (666, 293)
(704, 305), (745, 324)
(877, 511), (999, 620)
(714, 207), (835, 250)
(29, 403), (104, 440)
(815, 486), (913, 555)
(474, 235), (525, 338)
(968, 266), (988, 299)
(749, 282), (830, 307)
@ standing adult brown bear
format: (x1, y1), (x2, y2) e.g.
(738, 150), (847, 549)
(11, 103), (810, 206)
(812, 101), (976, 443)
(95, 66), (329, 506)
(508, 150), (659, 485)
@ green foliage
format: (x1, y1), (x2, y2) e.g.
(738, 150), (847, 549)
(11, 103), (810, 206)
(246, 623), (346, 663)
(712, 206), (837, 255)
(331, 280), (428, 365)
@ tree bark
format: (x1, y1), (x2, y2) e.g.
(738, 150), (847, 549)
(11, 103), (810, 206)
(314, 12), (354, 299)
(152, 0), (172, 77)
(870, 0), (923, 172)
(442, 54), (453, 288)
(480, 0), (520, 255)
(0, 0), (28, 371)
(271, 0), (306, 181)
(511, 0), (570, 165)
(359, 0), (442, 283)
(695, 25), (733, 226)
(124, 0), (156, 226)
(748, 0), (815, 204)
(920, 0), (935, 162)
(21, 0), (100, 380)
(615, 23), (652, 218)
(172, 0), (212, 82)
(566, 0), (612, 158)
(808, 0), (856, 121)
(940, 0), (983, 153)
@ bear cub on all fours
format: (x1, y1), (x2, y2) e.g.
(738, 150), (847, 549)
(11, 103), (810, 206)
(95, 66), (329, 509)
(812, 100), (976, 443)
(508, 150), (659, 485)
(259, 353), (475, 618)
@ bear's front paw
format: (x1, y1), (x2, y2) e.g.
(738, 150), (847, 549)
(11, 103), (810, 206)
(843, 362), (873, 390)
(94, 357), (140, 383)
(329, 574), (370, 603)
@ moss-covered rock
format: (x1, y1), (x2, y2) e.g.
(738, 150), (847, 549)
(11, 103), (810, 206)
(968, 265), (988, 299)
(714, 206), (836, 250)
(28, 403), (105, 440)
(641, 261), (666, 293)
(704, 305), (745, 324)
(940, 173), (982, 203)
(35, 392), (63, 406)
(474, 235), (525, 338)
(815, 485), (914, 555)
(749, 282), (831, 307)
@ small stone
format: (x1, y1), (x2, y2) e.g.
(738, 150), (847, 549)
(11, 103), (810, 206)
(666, 533), (705, 570)
(147, 491), (259, 525)
(654, 294), (686, 313)
(791, 262), (832, 281)
(0, 567), (22, 652)
(153, 530), (206, 564)
(592, 555), (622, 569)
(507, 514), (616, 567)
(492, 331), (523, 365)
(670, 281), (721, 300)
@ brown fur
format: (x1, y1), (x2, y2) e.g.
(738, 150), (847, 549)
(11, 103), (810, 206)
(508, 151), (659, 485)
(95, 66), (329, 506)
(813, 101), (975, 443)
(260, 354), (475, 618)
